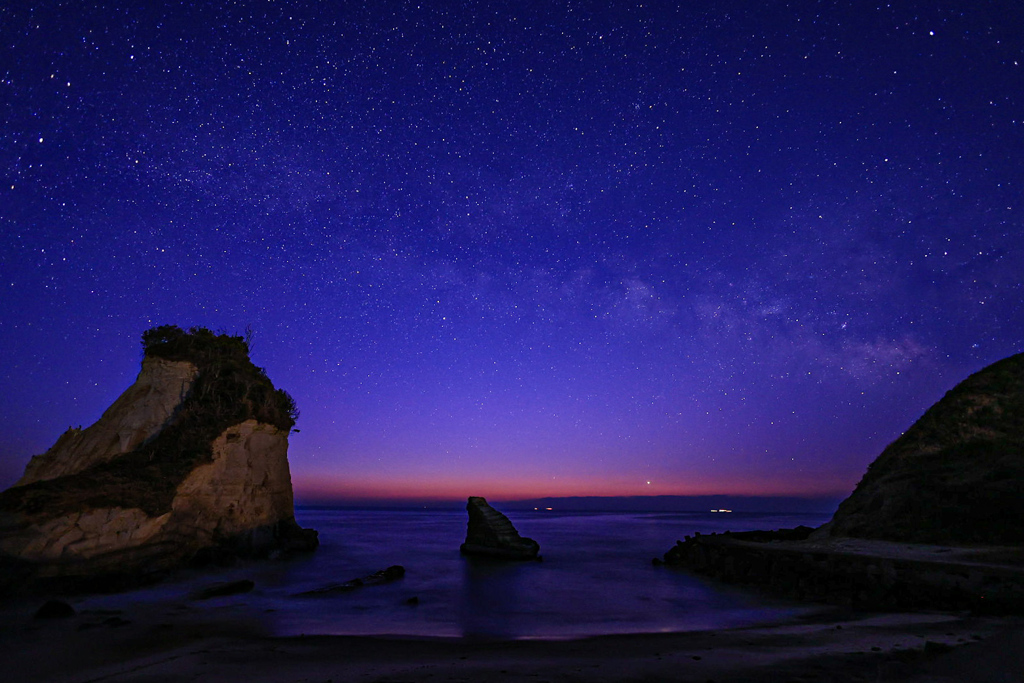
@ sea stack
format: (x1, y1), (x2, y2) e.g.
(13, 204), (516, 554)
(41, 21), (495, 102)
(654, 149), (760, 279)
(0, 325), (318, 593)
(460, 496), (540, 560)
(820, 352), (1024, 544)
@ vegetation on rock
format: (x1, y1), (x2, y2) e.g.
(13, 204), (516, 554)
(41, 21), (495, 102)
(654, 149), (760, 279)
(827, 352), (1024, 544)
(0, 326), (299, 521)
(142, 324), (298, 431)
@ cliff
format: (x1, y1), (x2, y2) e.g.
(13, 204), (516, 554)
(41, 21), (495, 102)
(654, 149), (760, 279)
(822, 352), (1024, 544)
(0, 326), (317, 593)
(660, 352), (1024, 611)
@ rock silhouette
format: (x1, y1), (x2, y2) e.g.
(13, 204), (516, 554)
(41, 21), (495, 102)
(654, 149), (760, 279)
(821, 351), (1024, 544)
(460, 496), (540, 560)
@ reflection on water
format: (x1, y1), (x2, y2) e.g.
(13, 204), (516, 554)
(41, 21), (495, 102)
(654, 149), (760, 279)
(460, 557), (530, 639)
(70, 508), (832, 639)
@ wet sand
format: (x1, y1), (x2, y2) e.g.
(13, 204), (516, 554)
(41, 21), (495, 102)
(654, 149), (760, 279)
(2, 596), (1022, 683)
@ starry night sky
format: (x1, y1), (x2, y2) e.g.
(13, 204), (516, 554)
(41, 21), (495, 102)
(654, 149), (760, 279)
(2, 1), (1022, 502)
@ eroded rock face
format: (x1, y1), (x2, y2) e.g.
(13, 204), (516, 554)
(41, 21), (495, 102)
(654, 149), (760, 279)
(0, 327), (317, 592)
(17, 358), (199, 486)
(460, 496), (540, 560)
(821, 352), (1024, 545)
(4, 506), (169, 566)
(172, 419), (296, 547)
(0, 419), (316, 586)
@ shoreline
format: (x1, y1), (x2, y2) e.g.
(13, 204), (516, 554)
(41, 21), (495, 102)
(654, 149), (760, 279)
(3, 595), (1022, 682)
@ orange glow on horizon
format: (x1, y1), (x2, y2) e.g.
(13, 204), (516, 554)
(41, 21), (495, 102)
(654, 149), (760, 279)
(291, 471), (854, 502)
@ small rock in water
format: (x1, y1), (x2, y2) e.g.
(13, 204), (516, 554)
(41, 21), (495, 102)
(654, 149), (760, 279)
(298, 565), (406, 596)
(459, 496), (540, 561)
(924, 640), (954, 654)
(34, 600), (76, 619)
(78, 616), (132, 631)
(194, 578), (255, 599)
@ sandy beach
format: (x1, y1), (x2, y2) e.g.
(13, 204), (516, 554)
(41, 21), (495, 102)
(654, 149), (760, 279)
(2, 594), (1021, 683)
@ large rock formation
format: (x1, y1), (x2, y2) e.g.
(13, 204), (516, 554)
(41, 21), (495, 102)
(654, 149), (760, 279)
(659, 352), (1024, 612)
(0, 326), (317, 593)
(460, 496), (540, 560)
(821, 352), (1024, 544)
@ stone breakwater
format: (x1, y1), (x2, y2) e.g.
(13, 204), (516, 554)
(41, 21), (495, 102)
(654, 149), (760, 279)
(660, 529), (1024, 614)
(657, 354), (1024, 615)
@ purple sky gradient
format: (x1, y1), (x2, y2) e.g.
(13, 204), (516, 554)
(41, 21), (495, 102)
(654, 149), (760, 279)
(1, 1), (1022, 501)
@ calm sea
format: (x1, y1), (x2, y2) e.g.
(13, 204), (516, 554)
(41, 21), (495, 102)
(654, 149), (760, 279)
(79, 507), (833, 639)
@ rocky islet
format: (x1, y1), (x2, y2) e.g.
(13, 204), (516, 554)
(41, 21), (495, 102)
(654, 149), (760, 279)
(460, 496), (541, 560)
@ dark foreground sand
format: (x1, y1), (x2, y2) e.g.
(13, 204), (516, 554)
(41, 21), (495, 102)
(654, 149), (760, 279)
(2, 597), (1022, 683)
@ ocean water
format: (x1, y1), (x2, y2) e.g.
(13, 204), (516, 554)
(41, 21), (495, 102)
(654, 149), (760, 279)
(78, 507), (833, 639)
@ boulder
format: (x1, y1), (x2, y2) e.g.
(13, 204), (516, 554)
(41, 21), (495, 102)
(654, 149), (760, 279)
(194, 578), (256, 600)
(34, 599), (76, 619)
(820, 352), (1024, 544)
(459, 496), (540, 560)
(0, 326), (318, 593)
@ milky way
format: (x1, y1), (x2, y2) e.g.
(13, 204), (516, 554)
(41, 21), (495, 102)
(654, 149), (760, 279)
(2, 1), (1022, 501)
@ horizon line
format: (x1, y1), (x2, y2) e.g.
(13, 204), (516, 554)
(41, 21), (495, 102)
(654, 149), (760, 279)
(294, 492), (846, 513)
(295, 491), (848, 502)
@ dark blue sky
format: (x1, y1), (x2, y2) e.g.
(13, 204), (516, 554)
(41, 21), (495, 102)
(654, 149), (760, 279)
(2, 1), (1022, 500)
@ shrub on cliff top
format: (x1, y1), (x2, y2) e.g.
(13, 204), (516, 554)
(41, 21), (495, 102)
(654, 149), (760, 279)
(142, 325), (298, 432)
(142, 324), (249, 364)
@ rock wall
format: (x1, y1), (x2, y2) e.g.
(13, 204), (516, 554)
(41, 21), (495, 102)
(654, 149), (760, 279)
(17, 358), (198, 486)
